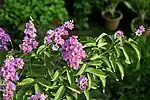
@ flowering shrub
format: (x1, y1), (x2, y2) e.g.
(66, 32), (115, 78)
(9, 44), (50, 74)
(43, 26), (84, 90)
(0, 19), (143, 100)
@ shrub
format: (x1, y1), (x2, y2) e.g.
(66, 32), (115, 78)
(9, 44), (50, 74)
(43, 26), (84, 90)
(0, 19), (143, 99)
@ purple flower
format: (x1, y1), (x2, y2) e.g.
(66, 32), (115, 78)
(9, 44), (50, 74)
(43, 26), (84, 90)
(20, 20), (38, 53)
(114, 30), (124, 39)
(3, 90), (13, 100)
(15, 58), (24, 69)
(77, 75), (88, 90)
(0, 28), (11, 50)
(62, 36), (86, 70)
(44, 21), (72, 50)
(135, 25), (145, 36)
(63, 20), (74, 30)
(30, 93), (46, 100)
(52, 44), (59, 51)
(1, 56), (24, 100)
(5, 81), (16, 91)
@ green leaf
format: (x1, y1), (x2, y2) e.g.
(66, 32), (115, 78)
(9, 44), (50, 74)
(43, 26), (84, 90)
(123, 1), (136, 12)
(44, 51), (51, 58)
(85, 67), (106, 78)
(114, 45), (120, 58)
(66, 95), (73, 100)
(67, 70), (72, 86)
(52, 69), (61, 81)
(67, 86), (81, 94)
(120, 47), (131, 64)
(97, 42), (108, 48)
(96, 33), (107, 42)
(116, 62), (124, 80)
(84, 43), (96, 48)
(76, 64), (87, 75)
(87, 73), (92, 90)
(36, 78), (51, 89)
(36, 45), (45, 54)
(90, 54), (100, 60)
(99, 76), (106, 93)
(18, 78), (34, 86)
(101, 56), (112, 69)
(128, 38), (141, 61)
(84, 90), (90, 100)
(54, 86), (66, 100)
(88, 60), (103, 66)
(34, 83), (42, 93)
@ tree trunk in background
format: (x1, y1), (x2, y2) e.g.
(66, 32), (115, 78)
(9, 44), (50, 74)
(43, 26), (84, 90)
(0, 0), (4, 8)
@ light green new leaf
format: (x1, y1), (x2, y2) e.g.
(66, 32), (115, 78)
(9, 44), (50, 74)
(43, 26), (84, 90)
(67, 70), (72, 86)
(83, 43), (96, 48)
(36, 45), (45, 54)
(67, 86), (81, 94)
(18, 78), (34, 86)
(84, 90), (90, 100)
(76, 64), (87, 75)
(52, 69), (61, 81)
(85, 67), (106, 78)
(96, 33), (107, 42)
(116, 62), (124, 80)
(54, 86), (66, 100)
(120, 47), (131, 64)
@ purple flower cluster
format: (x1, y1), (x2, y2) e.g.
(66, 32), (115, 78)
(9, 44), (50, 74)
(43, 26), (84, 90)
(0, 28), (11, 50)
(30, 93), (46, 100)
(62, 36), (86, 70)
(77, 75), (88, 90)
(1, 56), (24, 100)
(114, 30), (124, 39)
(135, 25), (145, 36)
(19, 20), (38, 53)
(44, 20), (74, 51)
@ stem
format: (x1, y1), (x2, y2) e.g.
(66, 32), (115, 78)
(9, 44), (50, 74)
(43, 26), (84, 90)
(10, 40), (14, 51)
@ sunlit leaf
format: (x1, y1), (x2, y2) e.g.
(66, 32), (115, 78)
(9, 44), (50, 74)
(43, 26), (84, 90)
(52, 69), (61, 81)
(67, 86), (81, 94)
(18, 78), (34, 86)
(85, 67), (106, 78)
(84, 43), (96, 48)
(76, 64), (87, 75)
(96, 33), (107, 42)
(84, 90), (90, 100)
(67, 70), (72, 86)
(54, 85), (66, 100)
(120, 47), (131, 64)
(116, 62), (124, 80)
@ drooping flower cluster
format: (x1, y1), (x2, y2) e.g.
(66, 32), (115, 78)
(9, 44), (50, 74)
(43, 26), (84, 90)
(77, 75), (88, 90)
(1, 56), (24, 100)
(0, 28), (11, 50)
(135, 25), (145, 36)
(114, 30), (124, 39)
(30, 93), (46, 100)
(62, 36), (86, 70)
(44, 20), (74, 51)
(19, 20), (38, 53)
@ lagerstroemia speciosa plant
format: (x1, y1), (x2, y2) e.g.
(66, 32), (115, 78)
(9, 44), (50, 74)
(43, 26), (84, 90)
(0, 18), (143, 100)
